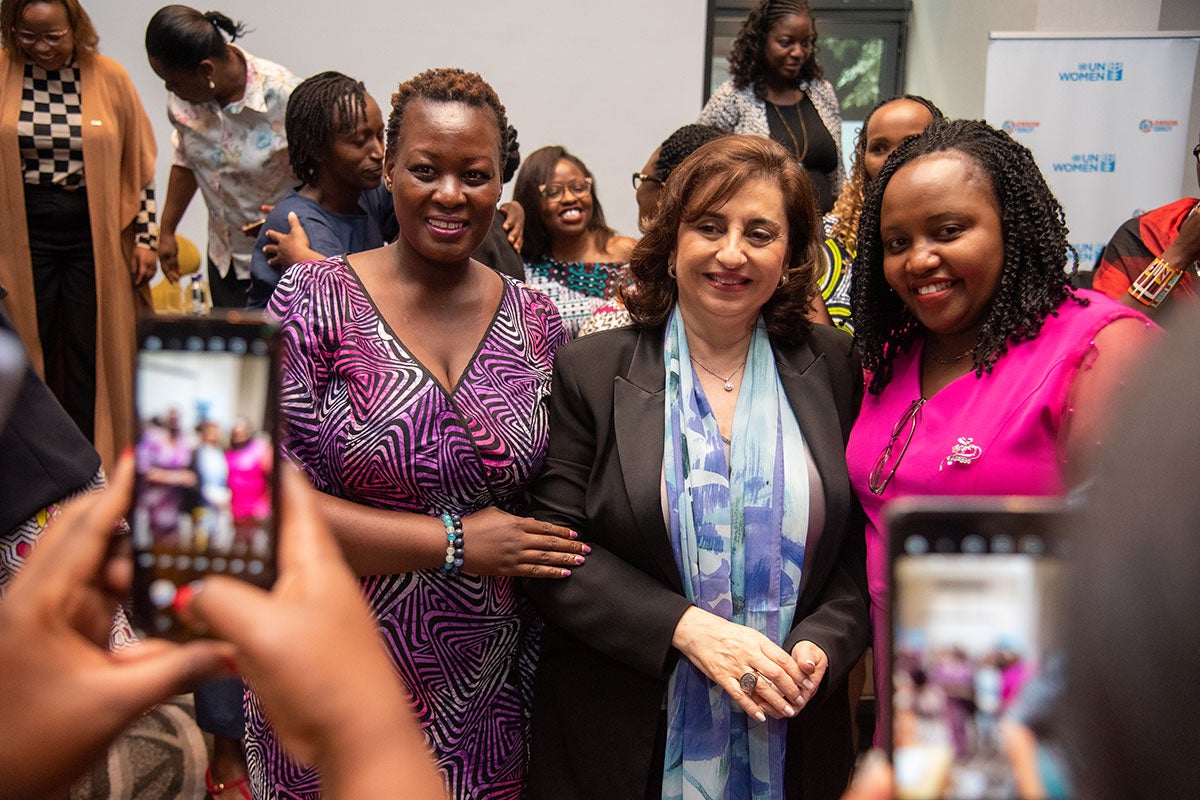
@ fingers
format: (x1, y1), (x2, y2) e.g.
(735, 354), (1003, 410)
(287, 211), (302, 232)
(17, 456), (134, 598)
(276, 465), (343, 570)
(182, 574), (272, 642)
(103, 638), (232, 713)
(791, 640), (829, 707)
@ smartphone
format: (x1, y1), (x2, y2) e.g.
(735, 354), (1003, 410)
(130, 313), (279, 640)
(887, 497), (1072, 800)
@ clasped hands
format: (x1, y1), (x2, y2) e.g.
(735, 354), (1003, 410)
(671, 605), (828, 723)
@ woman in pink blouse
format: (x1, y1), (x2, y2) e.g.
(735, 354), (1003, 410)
(844, 119), (1157, 744)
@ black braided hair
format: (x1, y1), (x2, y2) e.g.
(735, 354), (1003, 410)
(728, 0), (822, 94)
(285, 71), (368, 187)
(654, 124), (727, 183)
(851, 118), (1083, 395)
(385, 68), (508, 177)
(145, 5), (245, 70)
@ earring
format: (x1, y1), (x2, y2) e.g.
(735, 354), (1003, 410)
(384, 175), (393, 191)
(208, 79), (216, 90)
(667, 262), (676, 279)
(778, 271), (789, 288)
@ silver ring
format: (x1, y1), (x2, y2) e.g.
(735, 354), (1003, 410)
(739, 671), (758, 693)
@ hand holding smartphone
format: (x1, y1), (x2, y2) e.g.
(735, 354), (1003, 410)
(130, 313), (279, 640)
(887, 497), (1072, 800)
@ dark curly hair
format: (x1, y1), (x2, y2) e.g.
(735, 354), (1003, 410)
(828, 94), (943, 256)
(624, 134), (820, 345)
(145, 5), (244, 71)
(728, 0), (822, 95)
(286, 71), (368, 187)
(513, 145), (618, 262)
(655, 124), (727, 183)
(851, 118), (1083, 395)
(385, 67), (508, 175)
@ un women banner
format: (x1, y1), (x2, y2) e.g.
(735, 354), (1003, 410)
(985, 34), (1199, 271)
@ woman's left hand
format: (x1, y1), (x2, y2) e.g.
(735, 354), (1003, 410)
(672, 606), (807, 722)
(130, 246), (158, 286)
(791, 640), (830, 708)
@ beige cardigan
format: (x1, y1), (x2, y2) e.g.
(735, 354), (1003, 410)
(0, 50), (156, 471)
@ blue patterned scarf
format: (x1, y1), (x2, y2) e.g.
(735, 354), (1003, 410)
(661, 306), (809, 800)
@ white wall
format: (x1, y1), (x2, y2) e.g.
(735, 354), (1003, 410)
(91, 1), (708, 251)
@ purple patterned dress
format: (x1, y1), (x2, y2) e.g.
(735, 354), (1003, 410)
(257, 256), (567, 799)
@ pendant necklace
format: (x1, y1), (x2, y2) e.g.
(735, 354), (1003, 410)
(690, 355), (746, 392)
(768, 97), (809, 164)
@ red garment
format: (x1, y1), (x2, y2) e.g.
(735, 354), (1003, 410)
(1093, 197), (1198, 301)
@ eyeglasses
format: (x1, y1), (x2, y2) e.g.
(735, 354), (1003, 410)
(1193, 143), (1200, 163)
(13, 28), (70, 48)
(538, 177), (592, 200)
(631, 172), (663, 190)
(867, 397), (926, 495)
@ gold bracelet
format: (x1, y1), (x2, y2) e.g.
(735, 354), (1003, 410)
(1128, 256), (1183, 308)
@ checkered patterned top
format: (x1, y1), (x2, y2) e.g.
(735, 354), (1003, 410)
(17, 61), (157, 249)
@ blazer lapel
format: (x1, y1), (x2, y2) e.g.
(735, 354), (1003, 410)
(774, 339), (849, 606)
(613, 327), (685, 594)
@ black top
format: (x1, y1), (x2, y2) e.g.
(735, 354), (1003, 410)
(766, 93), (839, 213)
(0, 289), (100, 533)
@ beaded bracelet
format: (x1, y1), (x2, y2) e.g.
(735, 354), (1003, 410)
(439, 512), (464, 576)
(1128, 256), (1184, 308)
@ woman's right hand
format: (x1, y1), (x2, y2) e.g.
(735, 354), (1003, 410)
(460, 506), (587, 579)
(158, 230), (181, 283)
(671, 606), (806, 722)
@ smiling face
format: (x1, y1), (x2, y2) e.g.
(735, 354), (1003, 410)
(14, 1), (73, 71)
(385, 98), (502, 267)
(322, 93), (385, 193)
(538, 158), (594, 242)
(863, 99), (935, 181)
(672, 175), (789, 333)
(880, 152), (1004, 347)
(762, 13), (814, 85)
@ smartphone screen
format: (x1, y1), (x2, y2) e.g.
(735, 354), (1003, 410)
(887, 498), (1071, 800)
(131, 314), (279, 639)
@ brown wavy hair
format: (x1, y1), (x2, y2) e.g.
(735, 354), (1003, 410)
(623, 134), (821, 345)
(1, 0), (99, 57)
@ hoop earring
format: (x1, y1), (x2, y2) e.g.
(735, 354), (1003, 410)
(667, 262), (676, 279)
(778, 271), (789, 288)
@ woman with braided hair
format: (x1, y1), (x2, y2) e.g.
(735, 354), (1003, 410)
(821, 94), (943, 333)
(844, 118), (1157, 743)
(699, 0), (843, 213)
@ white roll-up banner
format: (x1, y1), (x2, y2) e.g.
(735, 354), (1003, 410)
(985, 34), (1199, 271)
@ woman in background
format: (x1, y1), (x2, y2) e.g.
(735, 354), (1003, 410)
(0, 0), (157, 468)
(822, 94), (942, 332)
(514, 144), (636, 336)
(145, 4), (298, 309)
(845, 119), (1156, 745)
(700, 0), (843, 213)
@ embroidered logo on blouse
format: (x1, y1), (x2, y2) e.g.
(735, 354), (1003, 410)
(940, 437), (982, 470)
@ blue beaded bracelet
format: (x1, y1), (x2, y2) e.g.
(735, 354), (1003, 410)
(439, 512), (464, 576)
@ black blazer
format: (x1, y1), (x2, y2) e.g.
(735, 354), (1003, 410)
(525, 323), (869, 800)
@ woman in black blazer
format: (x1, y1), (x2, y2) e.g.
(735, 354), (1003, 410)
(525, 135), (869, 800)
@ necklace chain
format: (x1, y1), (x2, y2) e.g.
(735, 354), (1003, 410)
(690, 355), (746, 392)
(927, 344), (976, 365)
(768, 98), (808, 163)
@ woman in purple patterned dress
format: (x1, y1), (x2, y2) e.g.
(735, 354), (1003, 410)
(257, 68), (586, 799)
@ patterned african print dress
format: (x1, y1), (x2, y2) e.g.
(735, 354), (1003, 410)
(257, 256), (568, 799)
(523, 257), (626, 337)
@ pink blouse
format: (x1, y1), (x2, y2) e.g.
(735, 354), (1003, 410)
(845, 289), (1153, 742)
